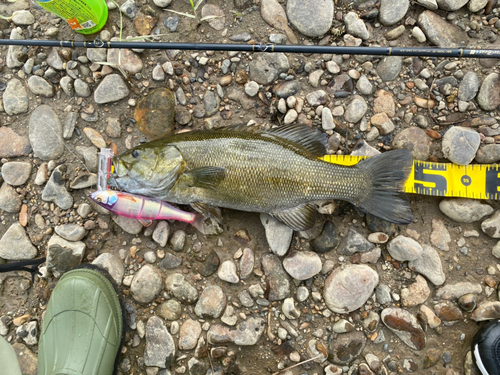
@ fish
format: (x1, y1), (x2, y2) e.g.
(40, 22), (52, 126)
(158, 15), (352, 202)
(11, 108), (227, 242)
(108, 124), (413, 230)
(89, 190), (204, 231)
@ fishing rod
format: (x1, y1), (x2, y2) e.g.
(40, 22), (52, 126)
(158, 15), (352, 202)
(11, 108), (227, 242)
(2, 38), (500, 58)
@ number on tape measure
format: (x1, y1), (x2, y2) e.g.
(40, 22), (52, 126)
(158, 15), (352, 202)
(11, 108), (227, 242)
(321, 154), (500, 200)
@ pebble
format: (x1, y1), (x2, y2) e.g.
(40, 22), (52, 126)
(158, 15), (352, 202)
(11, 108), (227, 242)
(94, 74), (130, 104)
(203, 91), (219, 117)
(157, 300), (182, 321)
(152, 221), (170, 247)
(306, 90), (328, 106)
(376, 56), (402, 82)
(0, 223), (37, 260)
(356, 75), (374, 95)
(401, 275), (430, 307)
(12, 10), (35, 25)
(201, 4), (225, 30)
(260, 214), (293, 256)
(310, 221), (339, 253)
(436, 0), (469, 10)
(208, 317), (265, 346)
(42, 165), (73, 210)
(29, 105), (64, 161)
(412, 26), (427, 43)
(179, 319), (202, 350)
(195, 285), (226, 318)
(430, 218), (451, 251)
(324, 264), (379, 313)
(442, 126), (480, 165)
(392, 126), (432, 161)
(165, 273), (198, 304)
(7, 28), (26, 68)
(439, 198), (493, 223)
(434, 301), (463, 321)
(159, 252), (182, 269)
(283, 251), (322, 280)
(261, 253), (290, 301)
(218, 260), (240, 284)
(458, 71), (479, 102)
(112, 215), (143, 235)
(54, 224), (87, 242)
(27, 76), (54, 97)
(260, 0), (298, 44)
(282, 297), (300, 319)
(344, 95), (368, 123)
(170, 230), (186, 251)
(249, 53), (289, 85)
(130, 264), (162, 303)
(477, 73), (500, 111)
(4, 79), (29, 116)
(476, 144), (500, 163)
(0, 183), (22, 213)
(379, 0), (409, 26)
(239, 248), (254, 280)
(373, 89), (396, 117)
(468, 0), (489, 12)
(309, 69), (324, 88)
(286, 0), (333, 37)
(196, 249), (219, 277)
(92, 252), (125, 285)
(321, 107), (335, 130)
(481, 210), (500, 238)
(1, 162), (31, 186)
(46, 235), (85, 278)
(244, 81), (259, 97)
(471, 301), (500, 321)
(327, 331), (367, 365)
(74, 79), (91, 97)
(344, 12), (370, 40)
(436, 282), (482, 300)
(296, 286), (309, 302)
(144, 316), (175, 368)
(420, 305), (442, 328)
(337, 229), (375, 255)
(332, 319), (355, 334)
(16, 321), (37, 346)
(417, 10), (467, 48)
(408, 245), (446, 286)
(381, 308), (426, 350)
(371, 113), (395, 135)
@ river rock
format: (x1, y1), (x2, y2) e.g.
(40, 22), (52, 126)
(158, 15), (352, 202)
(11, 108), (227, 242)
(165, 273), (198, 304)
(4, 78), (29, 115)
(328, 331), (367, 365)
(54, 223), (86, 242)
(261, 253), (290, 301)
(471, 301), (500, 321)
(195, 285), (226, 318)
(107, 46), (143, 73)
(286, 0), (333, 37)
(134, 88), (175, 139)
(381, 308), (426, 350)
(310, 221), (339, 253)
(0, 183), (22, 213)
(434, 301), (463, 321)
(239, 248), (254, 279)
(379, 0), (409, 26)
(94, 74), (130, 104)
(29, 105), (64, 161)
(392, 127), (431, 161)
(436, 282), (482, 300)
(92, 252), (125, 285)
(260, 214), (293, 256)
(156, 299), (182, 321)
(111, 215), (143, 235)
(324, 265), (379, 313)
(401, 275), (430, 307)
(477, 73), (500, 111)
(144, 316), (175, 368)
(417, 11), (468, 48)
(458, 71), (479, 102)
(42, 166), (73, 210)
(0, 223), (37, 260)
(249, 53), (289, 85)
(208, 317), (265, 346)
(430, 218), (451, 251)
(436, 0), (468, 10)
(179, 319), (202, 350)
(7, 28), (25, 68)
(261, 0), (298, 43)
(439, 198), (493, 223)
(130, 264), (162, 303)
(387, 235), (423, 261)
(442, 126), (480, 165)
(344, 95), (368, 123)
(46, 234), (85, 278)
(344, 12), (370, 40)
(0, 127), (31, 158)
(27, 76), (54, 97)
(476, 144), (500, 164)
(1, 162), (31, 186)
(283, 251), (322, 280)
(218, 260), (239, 284)
(408, 245), (445, 286)
(482, 210), (500, 238)
(337, 229), (374, 256)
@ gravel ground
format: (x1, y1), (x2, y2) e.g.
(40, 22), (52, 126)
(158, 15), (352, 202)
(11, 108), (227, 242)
(1, 0), (500, 374)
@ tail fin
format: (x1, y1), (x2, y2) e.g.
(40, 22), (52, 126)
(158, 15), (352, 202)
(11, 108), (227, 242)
(356, 149), (413, 224)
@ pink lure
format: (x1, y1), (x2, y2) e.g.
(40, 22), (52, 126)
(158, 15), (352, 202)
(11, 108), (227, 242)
(89, 190), (200, 228)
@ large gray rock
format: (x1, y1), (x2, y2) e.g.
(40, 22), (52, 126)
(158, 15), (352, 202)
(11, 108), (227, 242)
(144, 316), (175, 368)
(46, 234), (86, 278)
(29, 105), (64, 161)
(344, 12), (370, 40)
(283, 251), (322, 280)
(442, 126), (480, 165)
(286, 0), (333, 37)
(92, 253), (125, 285)
(381, 308), (426, 350)
(195, 285), (227, 318)
(3, 79), (29, 115)
(0, 223), (37, 260)
(260, 214), (293, 256)
(436, 0), (468, 10)
(477, 73), (500, 111)
(439, 198), (493, 223)
(0, 183), (22, 213)
(94, 74), (130, 104)
(408, 245), (445, 286)
(379, 0), (409, 26)
(458, 71), (479, 102)
(417, 11), (468, 48)
(130, 265), (162, 303)
(249, 53), (289, 85)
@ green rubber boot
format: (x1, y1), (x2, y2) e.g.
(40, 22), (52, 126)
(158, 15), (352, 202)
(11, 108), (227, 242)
(0, 335), (22, 375)
(38, 266), (123, 375)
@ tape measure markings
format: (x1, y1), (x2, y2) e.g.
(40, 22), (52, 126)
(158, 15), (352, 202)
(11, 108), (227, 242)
(320, 154), (500, 200)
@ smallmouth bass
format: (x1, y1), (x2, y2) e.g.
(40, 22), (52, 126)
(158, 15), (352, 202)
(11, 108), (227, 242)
(109, 124), (413, 230)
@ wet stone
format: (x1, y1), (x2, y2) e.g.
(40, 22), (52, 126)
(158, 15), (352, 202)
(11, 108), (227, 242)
(249, 53), (289, 85)
(156, 299), (182, 321)
(0, 183), (22, 213)
(408, 245), (446, 286)
(458, 71), (479, 102)
(260, 214), (293, 256)
(435, 282), (482, 300)
(381, 308), (426, 350)
(29, 105), (64, 161)
(46, 234), (85, 278)
(439, 198), (493, 223)
(1, 162), (31, 186)
(144, 316), (175, 368)
(392, 127), (431, 161)
(286, 0), (333, 37)
(130, 264), (162, 304)
(54, 224), (86, 242)
(379, 0), (409, 26)
(434, 301), (463, 321)
(94, 74), (130, 104)
(376, 56), (402, 82)
(42, 166), (73, 210)
(179, 319), (202, 351)
(195, 285), (226, 318)
(401, 275), (430, 307)
(442, 126), (480, 165)
(165, 273), (198, 304)
(324, 264), (379, 313)
(283, 251), (322, 280)
(328, 331), (367, 365)
(338, 229), (375, 256)
(261, 253), (290, 301)
(471, 301), (500, 321)
(310, 221), (339, 253)
(4, 78), (29, 116)
(92, 252), (125, 285)
(0, 223), (37, 260)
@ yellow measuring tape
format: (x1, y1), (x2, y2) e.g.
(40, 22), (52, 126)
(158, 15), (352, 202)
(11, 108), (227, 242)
(321, 155), (500, 200)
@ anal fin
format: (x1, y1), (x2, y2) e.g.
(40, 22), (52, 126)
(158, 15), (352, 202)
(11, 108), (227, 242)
(271, 204), (316, 231)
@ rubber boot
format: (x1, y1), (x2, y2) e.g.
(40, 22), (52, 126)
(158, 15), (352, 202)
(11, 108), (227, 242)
(38, 265), (123, 375)
(0, 335), (22, 375)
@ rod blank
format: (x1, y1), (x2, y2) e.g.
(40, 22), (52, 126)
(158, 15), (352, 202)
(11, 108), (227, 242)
(1, 38), (500, 58)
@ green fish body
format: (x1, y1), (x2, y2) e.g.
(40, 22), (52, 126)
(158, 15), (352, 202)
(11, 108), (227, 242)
(110, 125), (413, 230)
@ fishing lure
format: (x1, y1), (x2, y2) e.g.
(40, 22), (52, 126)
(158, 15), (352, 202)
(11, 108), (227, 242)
(89, 190), (202, 230)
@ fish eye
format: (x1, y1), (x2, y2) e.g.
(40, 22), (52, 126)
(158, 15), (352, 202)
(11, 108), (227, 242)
(132, 150), (139, 158)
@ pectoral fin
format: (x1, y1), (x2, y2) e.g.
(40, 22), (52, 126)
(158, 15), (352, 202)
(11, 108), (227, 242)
(183, 167), (226, 189)
(271, 204), (317, 231)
